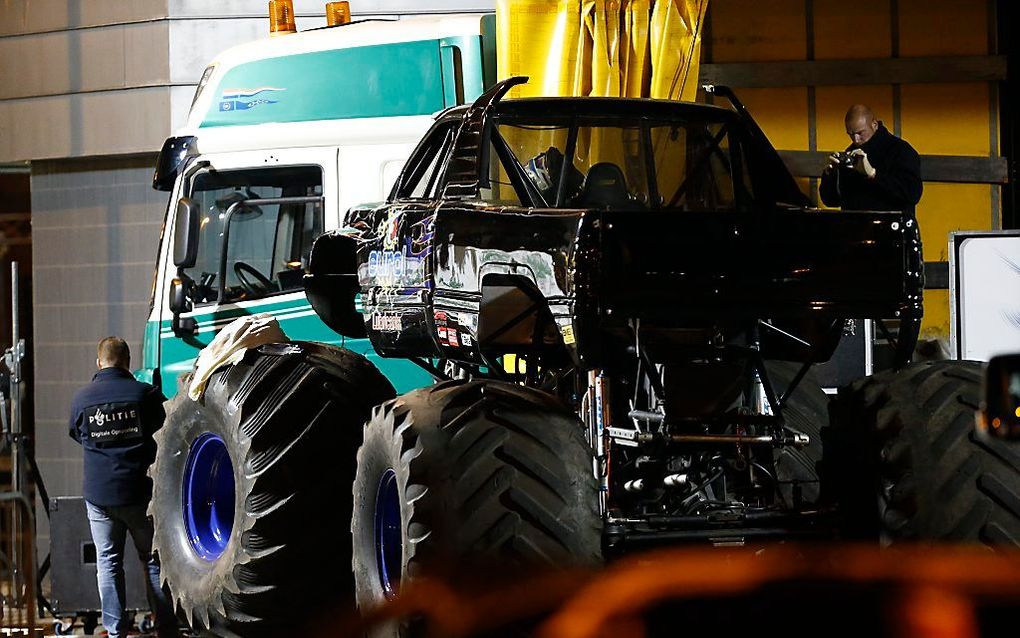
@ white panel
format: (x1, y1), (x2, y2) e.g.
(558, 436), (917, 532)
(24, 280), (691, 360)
(958, 236), (1020, 361)
(337, 142), (419, 216)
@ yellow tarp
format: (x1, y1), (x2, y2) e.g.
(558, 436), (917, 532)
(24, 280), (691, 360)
(496, 0), (709, 101)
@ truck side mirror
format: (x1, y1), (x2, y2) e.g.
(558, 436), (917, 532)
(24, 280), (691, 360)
(168, 277), (197, 337)
(173, 197), (201, 269)
(978, 354), (1020, 440)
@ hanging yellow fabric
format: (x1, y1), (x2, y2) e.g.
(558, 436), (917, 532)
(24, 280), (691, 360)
(583, 1), (622, 97)
(649, 0), (709, 101)
(621, 0), (652, 98)
(495, 0), (708, 101)
(547, 0), (583, 96)
(497, 0), (581, 98)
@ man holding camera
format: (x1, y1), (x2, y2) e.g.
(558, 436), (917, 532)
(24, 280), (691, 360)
(820, 104), (922, 215)
(821, 105), (924, 367)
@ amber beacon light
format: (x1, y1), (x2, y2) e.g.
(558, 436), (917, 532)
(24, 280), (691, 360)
(326, 2), (352, 26)
(268, 0), (297, 35)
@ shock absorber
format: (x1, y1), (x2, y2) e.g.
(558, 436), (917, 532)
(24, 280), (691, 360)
(590, 370), (612, 514)
(747, 324), (772, 417)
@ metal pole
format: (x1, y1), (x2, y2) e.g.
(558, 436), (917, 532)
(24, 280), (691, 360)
(11, 262), (21, 493)
(6, 261), (25, 604)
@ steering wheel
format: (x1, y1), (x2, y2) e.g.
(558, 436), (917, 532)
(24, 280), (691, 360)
(233, 262), (274, 297)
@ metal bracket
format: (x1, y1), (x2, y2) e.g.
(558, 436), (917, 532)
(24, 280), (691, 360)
(3, 338), (24, 374)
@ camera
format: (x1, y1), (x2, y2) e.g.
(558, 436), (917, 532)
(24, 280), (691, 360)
(834, 151), (858, 169)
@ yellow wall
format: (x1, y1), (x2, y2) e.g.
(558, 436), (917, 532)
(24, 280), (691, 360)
(813, 0), (892, 60)
(711, 0), (809, 151)
(707, 0), (1000, 342)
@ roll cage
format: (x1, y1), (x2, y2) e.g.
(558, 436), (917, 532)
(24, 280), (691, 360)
(389, 79), (807, 212)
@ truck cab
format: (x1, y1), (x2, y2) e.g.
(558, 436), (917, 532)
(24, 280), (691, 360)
(143, 14), (495, 395)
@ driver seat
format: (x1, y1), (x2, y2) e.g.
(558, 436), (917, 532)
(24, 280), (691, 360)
(578, 162), (637, 210)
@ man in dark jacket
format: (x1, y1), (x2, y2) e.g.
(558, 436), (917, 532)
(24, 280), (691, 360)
(820, 105), (924, 366)
(69, 337), (177, 638)
(820, 104), (923, 215)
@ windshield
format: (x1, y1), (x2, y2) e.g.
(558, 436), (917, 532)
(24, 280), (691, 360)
(490, 115), (748, 211)
(185, 165), (323, 305)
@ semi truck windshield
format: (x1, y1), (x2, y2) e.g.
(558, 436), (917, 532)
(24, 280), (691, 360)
(185, 165), (323, 304)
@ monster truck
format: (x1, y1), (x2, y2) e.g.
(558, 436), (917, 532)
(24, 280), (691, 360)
(159, 77), (1020, 635)
(310, 77), (1020, 606)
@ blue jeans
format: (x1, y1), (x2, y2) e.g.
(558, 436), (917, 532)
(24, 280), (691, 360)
(85, 502), (178, 638)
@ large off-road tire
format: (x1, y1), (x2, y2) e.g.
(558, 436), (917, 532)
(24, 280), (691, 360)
(824, 360), (1020, 545)
(351, 380), (602, 615)
(769, 362), (828, 507)
(149, 342), (395, 637)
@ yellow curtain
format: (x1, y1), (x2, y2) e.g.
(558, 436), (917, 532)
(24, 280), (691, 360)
(649, 0), (709, 101)
(621, 0), (651, 98)
(497, 0), (582, 98)
(495, 0), (709, 101)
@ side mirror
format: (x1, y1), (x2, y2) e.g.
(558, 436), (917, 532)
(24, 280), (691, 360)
(173, 197), (201, 269)
(978, 354), (1020, 439)
(168, 277), (197, 336)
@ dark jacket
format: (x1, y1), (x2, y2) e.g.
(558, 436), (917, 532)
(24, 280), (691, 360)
(69, 367), (166, 506)
(819, 124), (923, 215)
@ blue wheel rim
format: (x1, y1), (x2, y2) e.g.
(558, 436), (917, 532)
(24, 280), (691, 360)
(374, 469), (402, 599)
(183, 434), (235, 561)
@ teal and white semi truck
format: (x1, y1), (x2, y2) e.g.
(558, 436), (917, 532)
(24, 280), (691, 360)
(144, 13), (494, 396)
(142, 14), (495, 635)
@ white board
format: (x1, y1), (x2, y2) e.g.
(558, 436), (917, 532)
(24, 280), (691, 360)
(953, 234), (1020, 361)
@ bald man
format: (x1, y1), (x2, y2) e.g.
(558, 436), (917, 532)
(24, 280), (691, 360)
(820, 104), (922, 215)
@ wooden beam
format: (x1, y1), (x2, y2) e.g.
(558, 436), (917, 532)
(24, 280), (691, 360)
(777, 150), (1010, 184)
(700, 56), (1007, 88)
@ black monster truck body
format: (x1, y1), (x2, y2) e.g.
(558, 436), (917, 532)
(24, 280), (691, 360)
(306, 78), (924, 551)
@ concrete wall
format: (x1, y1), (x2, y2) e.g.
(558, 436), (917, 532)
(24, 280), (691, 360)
(30, 156), (166, 545)
(0, 1), (170, 161)
(0, 1), (496, 161)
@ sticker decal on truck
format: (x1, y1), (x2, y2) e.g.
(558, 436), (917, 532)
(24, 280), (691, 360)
(219, 87), (285, 112)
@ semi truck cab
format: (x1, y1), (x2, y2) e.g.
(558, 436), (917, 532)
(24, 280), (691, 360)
(143, 14), (495, 395)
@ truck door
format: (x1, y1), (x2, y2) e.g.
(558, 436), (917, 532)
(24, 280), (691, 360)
(156, 148), (340, 394)
(153, 145), (435, 396)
